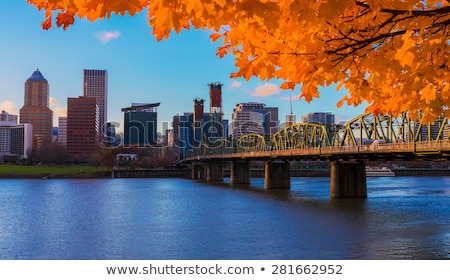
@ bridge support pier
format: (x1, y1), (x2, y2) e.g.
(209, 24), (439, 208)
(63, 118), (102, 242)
(330, 161), (367, 198)
(191, 164), (205, 180)
(230, 160), (250, 185)
(206, 162), (223, 182)
(264, 160), (290, 189)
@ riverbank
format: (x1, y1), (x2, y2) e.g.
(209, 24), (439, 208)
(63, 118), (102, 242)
(2, 165), (450, 179)
(0, 165), (110, 179)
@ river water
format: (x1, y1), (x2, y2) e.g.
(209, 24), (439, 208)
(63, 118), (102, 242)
(0, 177), (448, 260)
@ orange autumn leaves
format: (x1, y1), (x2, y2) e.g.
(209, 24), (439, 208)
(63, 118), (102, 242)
(27, 0), (450, 122)
(28, 0), (148, 29)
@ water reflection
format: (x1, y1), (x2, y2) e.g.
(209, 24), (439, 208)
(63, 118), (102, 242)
(0, 177), (448, 260)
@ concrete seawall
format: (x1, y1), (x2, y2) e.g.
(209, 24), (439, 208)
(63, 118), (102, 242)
(393, 168), (450, 176)
(112, 168), (330, 178)
(112, 169), (191, 178)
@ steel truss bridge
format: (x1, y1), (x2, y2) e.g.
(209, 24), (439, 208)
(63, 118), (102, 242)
(184, 112), (450, 161)
(182, 112), (450, 198)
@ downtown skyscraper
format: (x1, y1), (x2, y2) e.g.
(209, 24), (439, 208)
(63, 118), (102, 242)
(83, 69), (107, 133)
(19, 68), (53, 151)
(66, 96), (99, 154)
(122, 103), (159, 147)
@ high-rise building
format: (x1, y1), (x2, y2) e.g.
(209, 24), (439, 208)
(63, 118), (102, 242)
(231, 110), (264, 140)
(285, 114), (296, 127)
(52, 126), (58, 143)
(122, 103), (159, 147)
(0, 122), (32, 162)
(172, 113), (194, 160)
(264, 106), (279, 135)
(58, 116), (67, 146)
(222, 119), (229, 139)
(1, 110), (18, 124)
(231, 102), (279, 139)
(19, 68), (53, 151)
(83, 69), (107, 133)
(207, 83), (224, 141)
(285, 93), (296, 127)
(67, 96), (99, 154)
(104, 122), (118, 147)
(171, 110), (230, 159)
(164, 129), (173, 147)
(302, 112), (335, 126)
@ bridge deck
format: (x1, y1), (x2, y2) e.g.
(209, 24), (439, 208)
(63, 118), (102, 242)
(183, 141), (450, 162)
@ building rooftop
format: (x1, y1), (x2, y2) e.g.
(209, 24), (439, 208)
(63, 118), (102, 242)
(121, 103), (161, 112)
(28, 68), (47, 82)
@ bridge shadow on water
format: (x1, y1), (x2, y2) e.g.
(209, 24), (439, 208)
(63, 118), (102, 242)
(194, 177), (369, 216)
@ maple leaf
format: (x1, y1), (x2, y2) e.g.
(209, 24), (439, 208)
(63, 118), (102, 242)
(216, 45), (231, 58)
(41, 16), (53, 30)
(209, 32), (223, 42)
(394, 30), (417, 67)
(56, 9), (75, 30)
(280, 82), (296, 91)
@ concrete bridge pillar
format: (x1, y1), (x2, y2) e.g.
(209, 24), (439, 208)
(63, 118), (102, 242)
(191, 164), (206, 180)
(264, 160), (290, 189)
(230, 160), (250, 185)
(330, 161), (367, 198)
(206, 162), (223, 182)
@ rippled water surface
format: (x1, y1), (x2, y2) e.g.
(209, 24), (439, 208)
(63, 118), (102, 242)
(0, 177), (448, 259)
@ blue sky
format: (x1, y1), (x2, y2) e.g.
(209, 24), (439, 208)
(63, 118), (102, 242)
(0, 1), (367, 133)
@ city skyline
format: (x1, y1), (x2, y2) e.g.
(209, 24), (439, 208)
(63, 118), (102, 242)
(0, 1), (367, 133)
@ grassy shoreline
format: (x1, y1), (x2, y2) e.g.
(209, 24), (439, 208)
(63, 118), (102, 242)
(2, 164), (449, 179)
(0, 165), (111, 178)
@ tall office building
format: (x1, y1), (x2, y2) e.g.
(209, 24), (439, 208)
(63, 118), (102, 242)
(58, 116), (67, 146)
(0, 122), (32, 162)
(231, 102), (279, 139)
(285, 93), (296, 127)
(285, 114), (296, 127)
(83, 69), (107, 133)
(52, 126), (58, 143)
(19, 68), (53, 151)
(172, 113), (193, 160)
(104, 122), (118, 147)
(301, 112), (335, 144)
(171, 111), (230, 159)
(302, 112), (335, 126)
(164, 129), (173, 147)
(67, 96), (99, 154)
(231, 110), (264, 140)
(122, 103), (159, 147)
(264, 106), (279, 135)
